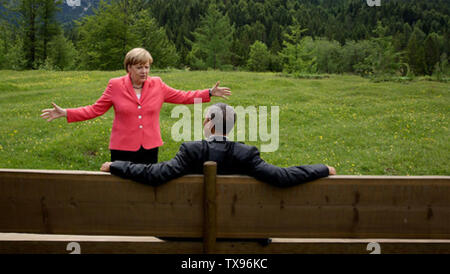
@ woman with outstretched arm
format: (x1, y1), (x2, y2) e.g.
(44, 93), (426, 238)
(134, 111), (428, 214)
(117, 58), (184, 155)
(41, 48), (231, 164)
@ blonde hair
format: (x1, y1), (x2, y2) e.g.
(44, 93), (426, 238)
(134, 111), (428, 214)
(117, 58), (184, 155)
(124, 48), (153, 72)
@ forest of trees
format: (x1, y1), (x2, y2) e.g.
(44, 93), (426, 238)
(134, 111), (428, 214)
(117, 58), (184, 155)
(0, 0), (449, 78)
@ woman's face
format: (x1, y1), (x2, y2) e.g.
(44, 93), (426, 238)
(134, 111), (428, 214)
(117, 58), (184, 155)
(128, 62), (150, 84)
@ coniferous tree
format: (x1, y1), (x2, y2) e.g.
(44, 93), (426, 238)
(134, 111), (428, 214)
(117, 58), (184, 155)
(131, 10), (179, 68)
(402, 23), (413, 49)
(2, 0), (450, 74)
(279, 17), (316, 74)
(443, 31), (450, 62)
(76, 0), (138, 70)
(0, 20), (9, 69)
(424, 33), (441, 75)
(393, 23), (412, 51)
(0, 3), (25, 70)
(0, 0), (7, 19)
(229, 35), (247, 67)
(407, 27), (427, 75)
(5, 37), (27, 70)
(268, 22), (282, 53)
(19, 0), (39, 68)
(76, 0), (180, 70)
(369, 21), (402, 75)
(8, 0), (61, 69)
(432, 53), (449, 81)
(45, 32), (77, 70)
(1, 19), (27, 70)
(37, 0), (62, 64)
(187, 3), (234, 70)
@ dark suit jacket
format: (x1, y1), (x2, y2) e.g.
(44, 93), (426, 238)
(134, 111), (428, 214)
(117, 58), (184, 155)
(110, 136), (330, 187)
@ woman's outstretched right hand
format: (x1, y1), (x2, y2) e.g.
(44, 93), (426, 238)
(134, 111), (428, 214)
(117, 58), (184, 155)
(41, 102), (67, 122)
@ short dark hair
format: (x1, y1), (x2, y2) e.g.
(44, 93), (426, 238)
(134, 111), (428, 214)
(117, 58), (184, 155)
(206, 103), (236, 135)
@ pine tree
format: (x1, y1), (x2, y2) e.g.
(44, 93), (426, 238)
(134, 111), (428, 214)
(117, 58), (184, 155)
(76, 0), (138, 70)
(407, 27), (427, 75)
(353, 21), (402, 77)
(45, 32), (77, 70)
(444, 31), (450, 62)
(5, 37), (27, 70)
(187, 3), (234, 70)
(402, 23), (412, 49)
(0, 20), (9, 69)
(10, 0), (61, 69)
(18, 0), (39, 68)
(268, 22), (282, 53)
(230, 35), (247, 67)
(131, 10), (179, 68)
(423, 33), (441, 75)
(369, 21), (402, 75)
(1, 18), (26, 70)
(279, 17), (316, 74)
(37, 0), (62, 64)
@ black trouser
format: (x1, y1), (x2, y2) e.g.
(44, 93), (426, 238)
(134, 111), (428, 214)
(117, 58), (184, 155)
(110, 146), (159, 164)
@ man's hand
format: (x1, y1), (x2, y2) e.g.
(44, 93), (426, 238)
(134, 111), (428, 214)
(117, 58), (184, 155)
(327, 166), (336, 175)
(211, 81), (231, 99)
(101, 162), (112, 172)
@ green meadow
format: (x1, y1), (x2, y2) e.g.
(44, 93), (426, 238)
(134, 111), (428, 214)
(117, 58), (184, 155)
(0, 70), (448, 175)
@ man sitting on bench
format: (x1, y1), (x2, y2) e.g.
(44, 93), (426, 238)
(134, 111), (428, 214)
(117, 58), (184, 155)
(100, 103), (336, 186)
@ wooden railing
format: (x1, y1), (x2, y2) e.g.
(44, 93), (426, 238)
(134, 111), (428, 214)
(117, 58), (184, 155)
(0, 164), (449, 254)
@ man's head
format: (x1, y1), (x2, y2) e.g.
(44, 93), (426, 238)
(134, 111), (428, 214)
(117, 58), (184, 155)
(203, 103), (236, 138)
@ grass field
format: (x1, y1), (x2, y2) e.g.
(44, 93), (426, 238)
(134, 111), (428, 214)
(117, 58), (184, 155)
(0, 70), (448, 175)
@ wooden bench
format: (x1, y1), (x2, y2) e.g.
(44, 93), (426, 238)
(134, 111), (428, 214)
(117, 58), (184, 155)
(0, 163), (449, 254)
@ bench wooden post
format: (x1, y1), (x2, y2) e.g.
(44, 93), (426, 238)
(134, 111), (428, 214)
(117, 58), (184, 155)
(203, 162), (217, 254)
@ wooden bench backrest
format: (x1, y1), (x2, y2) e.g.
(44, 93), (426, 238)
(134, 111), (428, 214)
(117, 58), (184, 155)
(0, 168), (449, 239)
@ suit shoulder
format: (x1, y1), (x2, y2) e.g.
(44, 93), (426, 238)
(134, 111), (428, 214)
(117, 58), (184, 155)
(232, 142), (260, 161)
(233, 141), (258, 152)
(181, 141), (203, 150)
(148, 76), (162, 84)
(106, 76), (127, 92)
(178, 141), (204, 159)
(109, 75), (126, 84)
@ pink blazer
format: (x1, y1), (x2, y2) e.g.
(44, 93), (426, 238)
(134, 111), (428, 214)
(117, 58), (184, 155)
(66, 74), (210, 151)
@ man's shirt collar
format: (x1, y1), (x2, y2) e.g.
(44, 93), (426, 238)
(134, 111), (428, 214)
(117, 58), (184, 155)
(207, 135), (229, 142)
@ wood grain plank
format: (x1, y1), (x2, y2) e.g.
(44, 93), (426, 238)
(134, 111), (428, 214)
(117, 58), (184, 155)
(1, 169), (449, 239)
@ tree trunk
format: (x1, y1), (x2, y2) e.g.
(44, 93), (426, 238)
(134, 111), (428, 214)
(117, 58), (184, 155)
(28, 0), (36, 69)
